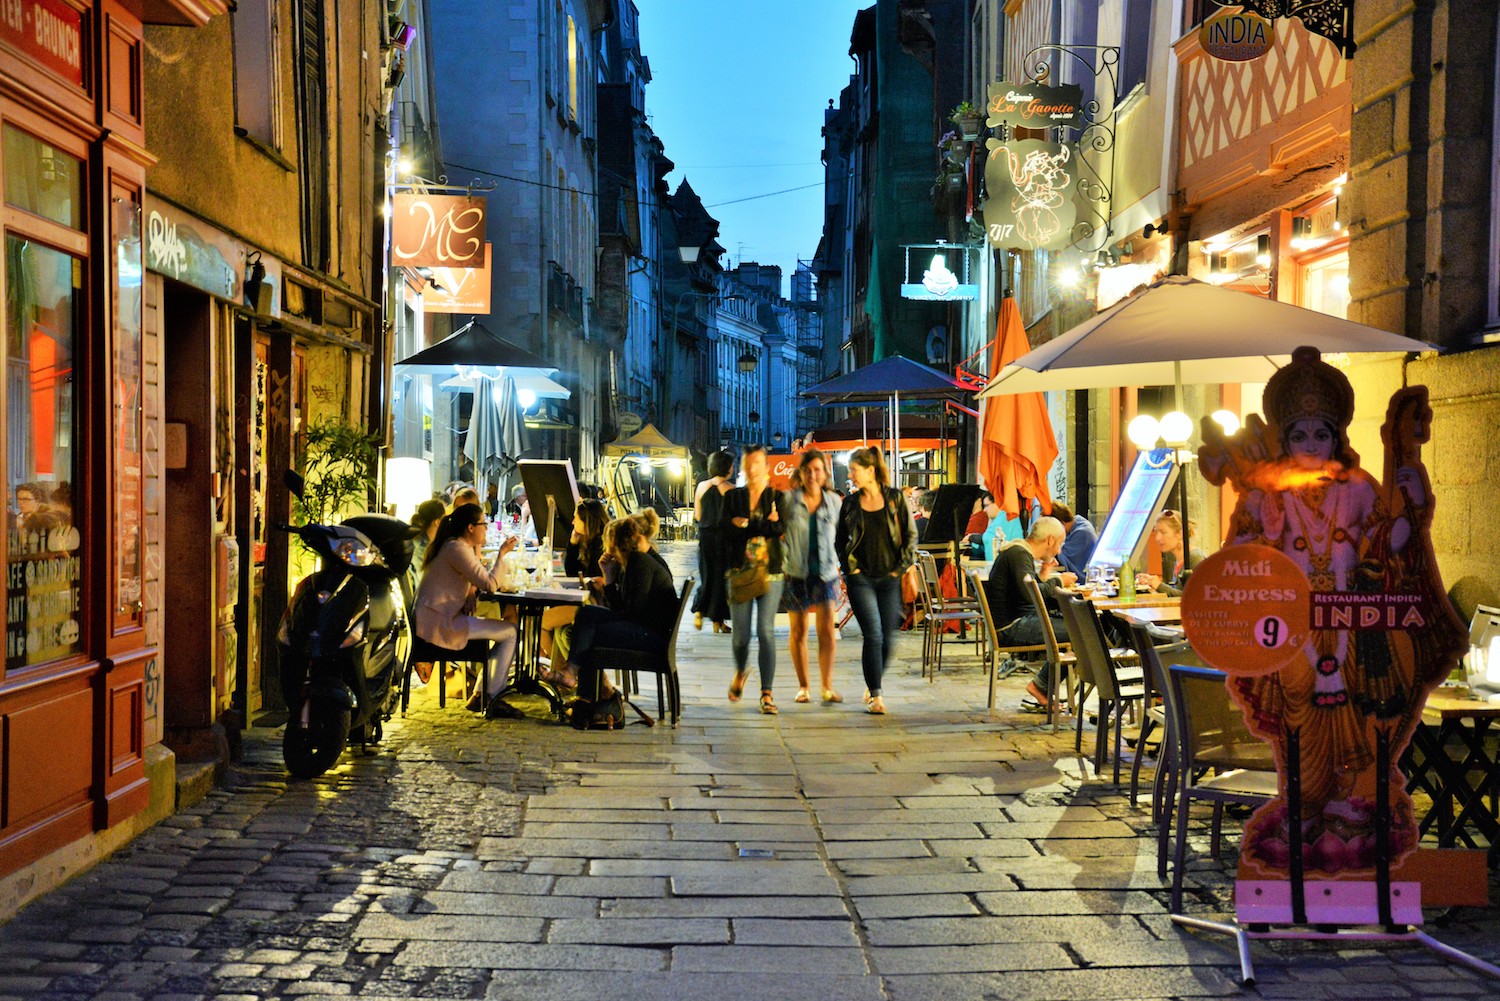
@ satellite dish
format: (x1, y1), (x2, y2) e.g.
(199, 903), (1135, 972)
(924, 326), (948, 366)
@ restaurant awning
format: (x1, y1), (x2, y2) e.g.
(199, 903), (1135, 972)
(601, 422), (690, 460)
(807, 413), (949, 452)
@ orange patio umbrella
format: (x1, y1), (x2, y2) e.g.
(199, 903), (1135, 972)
(978, 294), (1058, 518)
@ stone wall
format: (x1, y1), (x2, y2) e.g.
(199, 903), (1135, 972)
(1347, 0), (1500, 596)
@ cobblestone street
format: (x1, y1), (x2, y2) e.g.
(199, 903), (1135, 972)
(1, 546), (1497, 1001)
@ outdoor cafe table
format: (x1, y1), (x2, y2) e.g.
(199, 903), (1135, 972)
(1090, 593), (1182, 611)
(1400, 692), (1500, 863)
(479, 586), (588, 714)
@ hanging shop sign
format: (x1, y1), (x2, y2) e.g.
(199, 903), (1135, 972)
(1228, 0), (1355, 58)
(0, 0), (85, 87)
(984, 138), (1080, 252)
(423, 243), (492, 314)
(1200, 5), (1274, 61)
(985, 81), (1084, 130)
(1185, 347), (1467, 922)
(391, 193), (487, 268)
(900, 250), (978, 301)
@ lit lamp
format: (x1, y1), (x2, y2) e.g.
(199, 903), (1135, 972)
(385, 456), (432, 522)
(1210, 409), (1241, 436)
(667, 459), (685, 478)
(737, 350), (758, 373)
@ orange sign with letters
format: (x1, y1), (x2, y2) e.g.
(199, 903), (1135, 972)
(422, 244), (492, 314)
(391, 194), (487, 268)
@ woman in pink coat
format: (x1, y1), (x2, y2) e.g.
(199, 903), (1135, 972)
(414, 503), (520, 716)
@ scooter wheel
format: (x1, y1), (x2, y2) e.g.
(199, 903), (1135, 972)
(283, 705), (351, 779)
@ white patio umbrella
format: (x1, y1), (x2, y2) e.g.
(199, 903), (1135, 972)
(977, 275), (1438, 400)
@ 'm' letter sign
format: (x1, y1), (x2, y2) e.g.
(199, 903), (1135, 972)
(391, 194), (487, 268)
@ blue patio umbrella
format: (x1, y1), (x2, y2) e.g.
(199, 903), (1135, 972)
(803, 355), (970, 483)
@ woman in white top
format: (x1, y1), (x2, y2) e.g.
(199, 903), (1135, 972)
(413, 503), (520, 717)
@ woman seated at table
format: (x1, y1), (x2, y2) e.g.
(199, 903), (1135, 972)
(539, 498), (610, 666)
(552, 514), (678, 724)
(413, 503), (522, 718)
(1137, 509), (1206, 597)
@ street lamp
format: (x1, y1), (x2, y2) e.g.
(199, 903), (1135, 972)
(737, 349), (758, 373)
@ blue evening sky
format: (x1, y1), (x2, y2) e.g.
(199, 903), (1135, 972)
(634, 0), (871, 296)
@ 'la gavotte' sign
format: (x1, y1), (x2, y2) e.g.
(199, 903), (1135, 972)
(391, 194), (487, 268)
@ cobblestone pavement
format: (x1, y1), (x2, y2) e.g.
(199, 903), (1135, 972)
(2, 543), (1498, 1000)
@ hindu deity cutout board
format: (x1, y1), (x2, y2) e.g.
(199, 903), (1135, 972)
(1183, 346), (1469, 923)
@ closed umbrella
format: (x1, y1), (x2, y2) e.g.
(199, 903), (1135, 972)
(979, 294), (1058, 518)
(468, 373), (526, 510)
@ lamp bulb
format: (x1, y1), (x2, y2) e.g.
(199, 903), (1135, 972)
(516, 388), (537, 409)
(1210, 409), (1241, 436)
(1127, 414), (1161, 450)
(1159, 411), (1193, 446)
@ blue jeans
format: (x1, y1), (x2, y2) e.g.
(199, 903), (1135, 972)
(845, 573), (903, 697)
(730, 577), (785, 692)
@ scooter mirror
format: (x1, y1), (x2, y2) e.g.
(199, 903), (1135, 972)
(284, 470), (307, 498)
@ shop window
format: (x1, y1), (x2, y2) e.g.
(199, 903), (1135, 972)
(6, 236), (85, 670)
(1301, 253), (1350, 320)
(113, 191), (144, 629)
(233, 0), (282, 149)
(3, 125), (83, 230)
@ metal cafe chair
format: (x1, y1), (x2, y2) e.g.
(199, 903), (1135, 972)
(1164, 663), (1279, 913)
(916, 553), (983, 681)
(1023, 574), (1076, 732)
(964, 569), (1047, 709)
(1062, 593), (1146, 783)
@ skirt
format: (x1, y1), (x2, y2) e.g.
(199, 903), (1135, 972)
(782, 574), (839, 612)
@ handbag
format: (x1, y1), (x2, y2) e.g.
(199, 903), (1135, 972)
(728, 563), (770, 604)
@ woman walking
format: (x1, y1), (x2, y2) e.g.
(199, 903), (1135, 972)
(693, 451), (735, 632)
(721, 444), (786, 714)
(781, 448), (843, 704)
(835, 447), (917, 715)
(413, 504), (521, 718)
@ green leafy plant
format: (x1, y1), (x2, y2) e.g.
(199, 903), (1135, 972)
(293, 416), (383, 526)
(949, 101), (978, 124)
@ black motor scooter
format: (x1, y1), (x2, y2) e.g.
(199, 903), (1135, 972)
(275, 473), (417, 778)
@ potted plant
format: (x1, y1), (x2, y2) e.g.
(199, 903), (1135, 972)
(950, 101), (983, 140)
(293, 416), (383, 527)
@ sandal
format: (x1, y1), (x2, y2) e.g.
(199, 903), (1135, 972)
(822, 689), (843, 704)
(1019, 697), (1049, 715)
(760, 692), (778, 715)
(866, 696), (886, 715)
(694, 612), (704, 631)
(794, 688), (811, 703)
(728, 671), (749, 703)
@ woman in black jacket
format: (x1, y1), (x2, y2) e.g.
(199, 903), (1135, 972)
(560, 514), (678, 722)
(834, 447), (917, 715)
(719, 444), (786, 714)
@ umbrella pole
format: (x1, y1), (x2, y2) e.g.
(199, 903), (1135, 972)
(1172, 359), (1190, 556)
(891, 391), (901, 488)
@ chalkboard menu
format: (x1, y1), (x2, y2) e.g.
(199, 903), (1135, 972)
(1089, 448), (1179, 571)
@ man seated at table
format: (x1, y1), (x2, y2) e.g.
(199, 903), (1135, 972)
(982, 516), (1077, 714)
(912, 489), (932, 541)
(1050, 501), (1098, 577)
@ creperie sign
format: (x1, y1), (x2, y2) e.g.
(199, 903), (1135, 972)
(391, 194), (487, 268)
(0, 0), (84, 88)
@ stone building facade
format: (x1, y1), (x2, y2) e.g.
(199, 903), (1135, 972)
(1345, 0), (1500, 592)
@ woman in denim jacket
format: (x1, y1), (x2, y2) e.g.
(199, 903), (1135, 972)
(781, 448), (844, 704)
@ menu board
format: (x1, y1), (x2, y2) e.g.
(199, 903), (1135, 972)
(1089, 447), (1178, 570)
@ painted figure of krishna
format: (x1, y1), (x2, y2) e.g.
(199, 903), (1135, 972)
(1199, 347), (1467, 879)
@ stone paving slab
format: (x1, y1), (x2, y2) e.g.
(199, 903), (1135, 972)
(1, 542), (1496, 1001)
